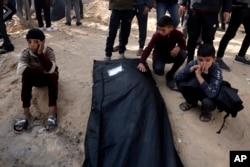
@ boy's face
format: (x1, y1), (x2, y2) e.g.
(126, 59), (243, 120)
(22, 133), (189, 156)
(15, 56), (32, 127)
(197, 56), (216, 70)
(157, 26), (174, 36)
(27, 39), (40, 53)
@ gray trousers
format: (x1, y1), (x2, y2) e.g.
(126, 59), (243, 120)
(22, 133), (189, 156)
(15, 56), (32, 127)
(64, 0), (80, 23)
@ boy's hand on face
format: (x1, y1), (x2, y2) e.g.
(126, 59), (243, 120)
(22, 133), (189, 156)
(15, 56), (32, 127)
(170, 47), (180, 57)
(195, 65), (202, 76)
(37, 40), (45, 55)
(190, 65), (199, 73)
(137, 63), (147, 72)
(194, 62), (209, 76)
(199, 62), (209, 74)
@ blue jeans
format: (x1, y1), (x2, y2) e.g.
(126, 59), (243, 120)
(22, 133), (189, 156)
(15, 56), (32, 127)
(156, 2), (179, 28)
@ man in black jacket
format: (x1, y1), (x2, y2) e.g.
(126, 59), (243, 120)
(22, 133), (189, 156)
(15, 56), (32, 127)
(179, 0), (232, 63)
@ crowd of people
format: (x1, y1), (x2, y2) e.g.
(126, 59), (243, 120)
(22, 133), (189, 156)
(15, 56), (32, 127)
(0, 0), (84, 54)
(105, 0), (247, 122)
(0, 0), (246, 131)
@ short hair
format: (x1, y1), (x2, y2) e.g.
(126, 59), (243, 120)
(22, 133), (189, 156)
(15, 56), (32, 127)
(157, 15), (173, 27)
(197, 43), (216, 57)
(26, 28), (45, 41)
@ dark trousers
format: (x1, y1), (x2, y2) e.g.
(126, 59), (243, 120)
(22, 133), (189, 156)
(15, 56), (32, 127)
(105, 10), (132, 57)
(79, 0), (83, 16)
(187, 11), (218, 62)
(34, 0), (51, 28)
(0, 2), (12, 47)
(21, 67), (58, 108)
(119, 4), (148, 49)
(153, 50), (187, 75)
(3, 2), (16, 22)
(217, 7), (250, 58)
(177, 84), (216, 111)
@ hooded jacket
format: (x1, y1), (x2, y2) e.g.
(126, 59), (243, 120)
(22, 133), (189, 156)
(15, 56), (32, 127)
(179, 0), (232, 13)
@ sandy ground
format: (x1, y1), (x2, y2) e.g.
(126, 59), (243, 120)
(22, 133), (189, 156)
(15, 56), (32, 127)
(0, 0), (250, 166)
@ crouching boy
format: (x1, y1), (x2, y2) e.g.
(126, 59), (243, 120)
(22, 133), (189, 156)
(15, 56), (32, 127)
(14, 28), (59, 132)
(137, 15), (187, 89)
(175, 43), (223, 122)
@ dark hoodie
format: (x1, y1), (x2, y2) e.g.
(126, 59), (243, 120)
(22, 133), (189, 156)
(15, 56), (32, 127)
(179, 0), (232, 13)
(109, 0), (133, 10)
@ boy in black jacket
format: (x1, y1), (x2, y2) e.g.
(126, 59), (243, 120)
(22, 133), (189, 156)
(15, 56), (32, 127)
(175, 43), (223, 122)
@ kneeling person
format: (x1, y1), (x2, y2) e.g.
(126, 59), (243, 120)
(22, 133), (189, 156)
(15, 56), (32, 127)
(176, 43), (223, 122)
(137, 15), (187, 89)
(14, 28), (59, 132)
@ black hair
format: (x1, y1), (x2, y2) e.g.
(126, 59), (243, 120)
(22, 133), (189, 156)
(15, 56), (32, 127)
(26, 28), (45, 41)
(197, 43), (216, 57)
(157, 15), (173, 27)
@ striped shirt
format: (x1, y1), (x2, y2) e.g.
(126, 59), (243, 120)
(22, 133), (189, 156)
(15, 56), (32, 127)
(17, 46), (57, 75)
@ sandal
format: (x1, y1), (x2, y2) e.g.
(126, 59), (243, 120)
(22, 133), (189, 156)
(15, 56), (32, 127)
(179, 102), (197, 111)
(14, 118), (28, 133)
(199, 110), (212, 122)
(46, 115), (58, 131)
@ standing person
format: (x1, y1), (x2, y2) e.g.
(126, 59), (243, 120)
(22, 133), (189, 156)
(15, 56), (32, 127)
(133, 0), (153, 56)
(179, 0), (232, 63)
(34, 0), (57, 31)
(72, 0), (83, 19)
(137, 16), (187, 89)
(114, 0), (154, 56)
(0, 0), (14, 54)
(155, 0), (179, 28)
(176, 44), (223, 122)
(216, 0), (250, 71)
(14, 28), (59, 133)
(104, 0), (133, 61)
(64, 0), (82, 26)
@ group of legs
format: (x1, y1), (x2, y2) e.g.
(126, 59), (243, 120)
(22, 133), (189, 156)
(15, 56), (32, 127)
(64, 0), (83, 26)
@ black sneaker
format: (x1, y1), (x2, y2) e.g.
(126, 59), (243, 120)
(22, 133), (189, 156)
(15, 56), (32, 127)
(65, 22), (71, 26)
(166, 72), (175, 89)
(0, 43), (14, 54)
(76, 22), (82, 26)
(216, 58), (231, 71)
(234, 55), (250, 65)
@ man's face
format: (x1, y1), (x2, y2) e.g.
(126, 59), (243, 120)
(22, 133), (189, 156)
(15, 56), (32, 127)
(27, 39), (40, 53)
(197, 56), (216, 70)
(157, 26), (174, 36)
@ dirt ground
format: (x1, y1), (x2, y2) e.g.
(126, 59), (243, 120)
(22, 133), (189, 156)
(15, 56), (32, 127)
(0, 0), (249, 166)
